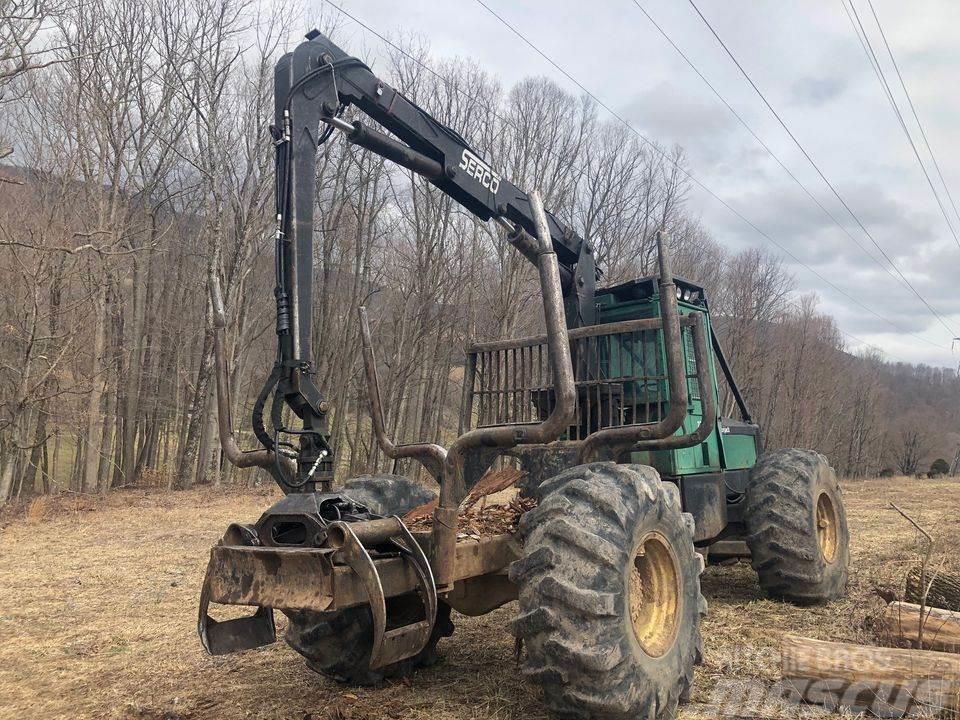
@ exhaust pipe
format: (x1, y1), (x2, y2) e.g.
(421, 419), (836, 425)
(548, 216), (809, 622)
(631, 314), (716, 453)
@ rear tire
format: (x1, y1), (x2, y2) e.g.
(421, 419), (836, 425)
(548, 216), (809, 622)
(510, 462), (705, 720)
(284, 474), (448, 684)
(744, 448), (850, 604)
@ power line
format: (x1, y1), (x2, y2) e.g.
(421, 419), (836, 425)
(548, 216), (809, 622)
(323, 1), (594, 183)
(629, 0), (942, 331)
(709, 254), (910, 362)
(845, 0), (960, 246)
(472, 0), (948, 350)
(685, 0), (957, 340)
(843, 0), (960, 248)
(866, 0), (960, 229)
(629, 0), (958, 360)
(322, 0), (949, 353)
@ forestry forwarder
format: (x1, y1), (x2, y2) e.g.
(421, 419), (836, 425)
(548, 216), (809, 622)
(198, 30), (850, 719)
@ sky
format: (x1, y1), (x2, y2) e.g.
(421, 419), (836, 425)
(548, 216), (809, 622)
(309, 0), (960, 368)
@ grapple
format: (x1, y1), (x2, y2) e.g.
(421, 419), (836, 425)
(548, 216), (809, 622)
(198, 493), (436, 668)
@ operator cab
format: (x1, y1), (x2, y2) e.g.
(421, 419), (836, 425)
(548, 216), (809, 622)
(599, 276), (707, 308)
(591, 273), (760, 541)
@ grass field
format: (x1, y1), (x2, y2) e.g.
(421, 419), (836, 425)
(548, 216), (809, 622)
(1, 476), (957, 720)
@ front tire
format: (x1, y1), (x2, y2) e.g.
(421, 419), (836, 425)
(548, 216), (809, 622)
(744, 448), (850, 604)
(510, 463), (705, 720)
(283, 474), (448, 684)
(338, 473), (436, 516)
(284, 600), (453, 685)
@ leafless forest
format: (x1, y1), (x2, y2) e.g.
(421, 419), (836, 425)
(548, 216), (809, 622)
(1, 0), (958, 504)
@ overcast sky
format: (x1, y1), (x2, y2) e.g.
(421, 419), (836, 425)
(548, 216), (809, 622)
(316, 0), (960, 368)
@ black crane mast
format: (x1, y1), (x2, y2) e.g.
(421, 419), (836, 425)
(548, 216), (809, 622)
(260, 30), (598, 490)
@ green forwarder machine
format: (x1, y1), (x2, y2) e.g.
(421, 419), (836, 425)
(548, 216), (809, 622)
(198, 30), (850, 720)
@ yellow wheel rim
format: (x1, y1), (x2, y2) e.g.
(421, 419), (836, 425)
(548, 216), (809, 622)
(629, 532), (681, 658)
(816, 492), (839, 563)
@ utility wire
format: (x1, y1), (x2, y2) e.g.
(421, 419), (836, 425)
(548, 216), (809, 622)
(843, 0), (960, 247)
(631, 0), (949, 361)
(708, 254), (907, 362)
(219, 9), (929, 369)
(473, 0), (948, 350)
(630, 0), (936, 325)
(866, 0), (960, 228)
(686, 0), (957, 339)
(323, 0), (592, 183)
(844, 0), (960, 248)
(322, 0), (949, 352)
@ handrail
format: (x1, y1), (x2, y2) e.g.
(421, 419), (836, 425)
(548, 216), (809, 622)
(431, 190), (577, 589)
(578, 231), (688, 463)
(466, 314), (697, 355)
(357, 306), (447, 481)
(209, 270), (297, 486)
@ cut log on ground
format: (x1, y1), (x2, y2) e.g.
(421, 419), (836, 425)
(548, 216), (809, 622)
(906, 566), (960, 612)
(883, 601), (960, 653)
(781, 634), (960, 717)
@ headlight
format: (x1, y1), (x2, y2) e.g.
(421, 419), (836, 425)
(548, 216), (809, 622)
(682, 288), (692, 302)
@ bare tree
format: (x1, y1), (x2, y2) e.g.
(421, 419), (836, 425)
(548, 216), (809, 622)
(895, 427), (927, 476)
(3, 9), (960, 501)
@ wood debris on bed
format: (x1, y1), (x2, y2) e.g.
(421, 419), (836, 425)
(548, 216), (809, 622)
(407, 495), (536, 538)
(403, 467), (534, 538)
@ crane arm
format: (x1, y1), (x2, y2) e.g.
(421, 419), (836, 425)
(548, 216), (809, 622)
(259, 30), (597, 490)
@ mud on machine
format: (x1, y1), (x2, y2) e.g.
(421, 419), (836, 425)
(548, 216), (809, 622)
(197, 30), (850, 719)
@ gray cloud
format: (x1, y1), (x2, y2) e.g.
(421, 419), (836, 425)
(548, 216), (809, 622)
(339, 0), (960, 366)
(791, 76), (847, 106)
(621, 80), (738, 168)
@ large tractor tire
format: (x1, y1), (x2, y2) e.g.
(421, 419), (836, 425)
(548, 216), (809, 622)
(510, 463), (705, 720)
(744, 448), (850, 604)
(337, 473), (436, 516)
(285, 600), (453, 685)
(283, 474), (452, 684)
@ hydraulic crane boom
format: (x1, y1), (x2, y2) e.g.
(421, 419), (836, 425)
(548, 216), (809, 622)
(260, 29), (598, 490)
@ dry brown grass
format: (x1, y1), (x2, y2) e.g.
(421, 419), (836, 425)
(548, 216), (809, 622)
(1, 476), (957, 720)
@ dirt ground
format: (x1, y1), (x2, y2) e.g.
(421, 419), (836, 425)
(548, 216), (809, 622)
(1, 476), (957, 720)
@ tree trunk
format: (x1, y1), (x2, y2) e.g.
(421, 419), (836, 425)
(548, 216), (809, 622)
(0, 458), (16, 503)
(205, 409), (221, 487)
(18, 403), (48, 498)
(70, 429), (84, 492)
(98, 374), (118, 491)
(907, 566), (960, 613)
(120, 255), (146, 486)
(40, 439), (50, 493)
(883, 602), (960, 653)
(51, 431), (61, 491)
(195, 393), (217, 485)
(175, 316), (214, 490)
(83, 282), (108, 493)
